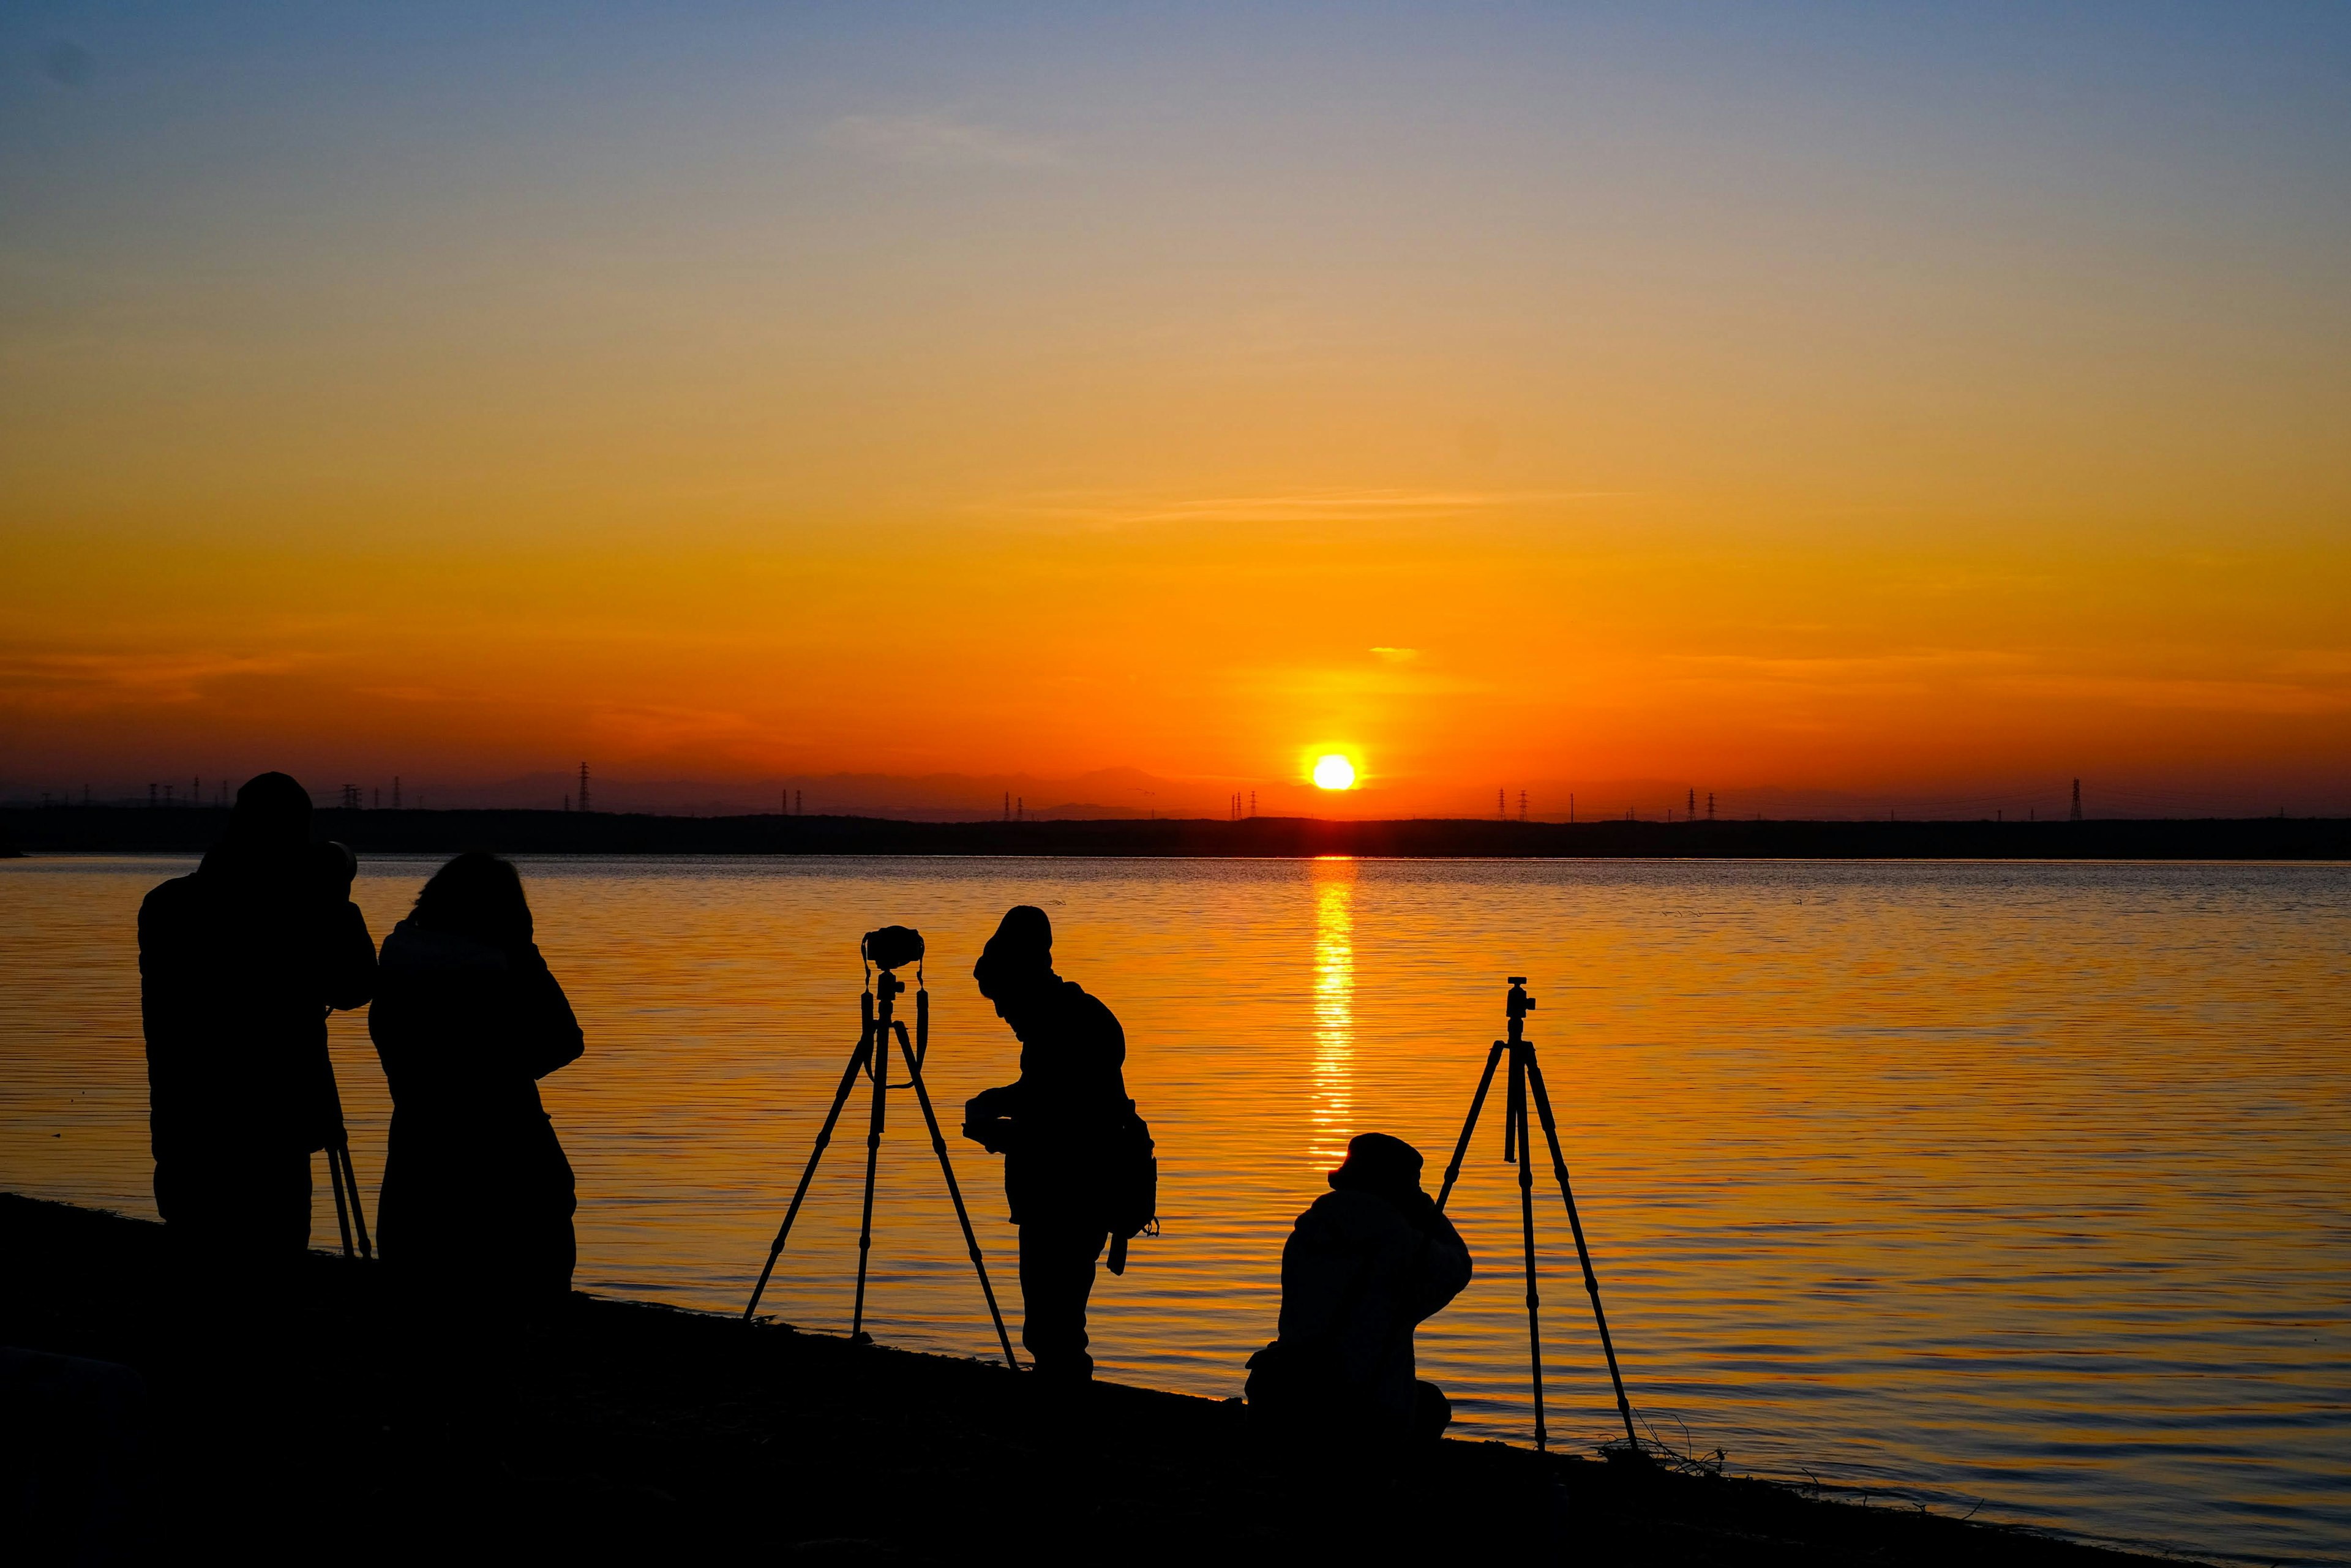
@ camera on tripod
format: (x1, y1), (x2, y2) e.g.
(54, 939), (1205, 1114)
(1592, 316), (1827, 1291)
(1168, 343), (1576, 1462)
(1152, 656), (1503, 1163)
(743, 923), (1017, 1365)
(861, 925), (924, 972)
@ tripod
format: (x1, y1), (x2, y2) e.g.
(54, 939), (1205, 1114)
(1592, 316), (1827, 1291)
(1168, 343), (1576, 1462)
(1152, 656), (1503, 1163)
(742, 954), (1019, 1368)
(318, 1009), (372, 1260)
(1435, 977), (1638, 1452)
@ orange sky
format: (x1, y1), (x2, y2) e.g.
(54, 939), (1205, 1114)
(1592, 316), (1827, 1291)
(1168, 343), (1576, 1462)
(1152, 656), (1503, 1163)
(5, 7), (2348, 814)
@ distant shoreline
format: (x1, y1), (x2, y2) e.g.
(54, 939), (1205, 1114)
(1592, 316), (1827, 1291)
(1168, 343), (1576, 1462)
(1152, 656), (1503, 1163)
(4, 805), (2346, 860)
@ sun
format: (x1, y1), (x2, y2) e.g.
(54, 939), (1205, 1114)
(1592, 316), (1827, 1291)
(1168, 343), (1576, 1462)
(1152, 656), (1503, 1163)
(1312, 754), (1357, 790)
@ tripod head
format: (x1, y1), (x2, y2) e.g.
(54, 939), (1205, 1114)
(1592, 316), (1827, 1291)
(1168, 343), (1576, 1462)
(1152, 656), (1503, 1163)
(1505, 977), (1535, 1040)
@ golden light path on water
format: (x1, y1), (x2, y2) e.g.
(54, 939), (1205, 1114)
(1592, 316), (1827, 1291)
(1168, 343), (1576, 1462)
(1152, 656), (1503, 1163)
(4, 854), (2348, 1566)
(1309, 858), (1355, 1168)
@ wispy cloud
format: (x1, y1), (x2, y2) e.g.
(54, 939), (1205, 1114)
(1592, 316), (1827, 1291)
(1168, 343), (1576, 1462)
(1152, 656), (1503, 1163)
(1370, 647), (1419, 663)
(0, 650), (301, 708)
(823, 113), (1062, 168)
(991, 488), (1624, 531)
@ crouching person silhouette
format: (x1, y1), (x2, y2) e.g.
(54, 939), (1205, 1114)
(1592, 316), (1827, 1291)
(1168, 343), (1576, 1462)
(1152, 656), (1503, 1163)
(1247, 1133), (1471, 1446)
(138, 771), (377, 1267)
(962, 906), (1136, 1385)
(369, 852), (583, 1321)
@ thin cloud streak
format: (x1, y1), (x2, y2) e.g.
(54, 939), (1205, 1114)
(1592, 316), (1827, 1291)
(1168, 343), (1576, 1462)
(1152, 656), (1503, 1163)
(823, 113), (1063, 168)
(989, 488), (1638, 531)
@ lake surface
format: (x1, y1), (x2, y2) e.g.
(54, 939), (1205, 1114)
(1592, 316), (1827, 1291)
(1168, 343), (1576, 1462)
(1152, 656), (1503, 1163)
(3, 853), (2345, 1564)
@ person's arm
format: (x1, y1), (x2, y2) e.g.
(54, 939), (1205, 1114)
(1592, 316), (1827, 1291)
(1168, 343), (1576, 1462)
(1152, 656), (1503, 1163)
(509, 947), (585, 1079)
(316, 900), (378, 1012)
(962, 1082), (1026, 1151)
(1399, 1191), (1474, 1322)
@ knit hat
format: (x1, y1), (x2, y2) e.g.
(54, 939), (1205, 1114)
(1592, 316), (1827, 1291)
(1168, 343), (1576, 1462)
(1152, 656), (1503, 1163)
(1327, 1132), (1427, 1199)
(972, 904), (1054, 1000)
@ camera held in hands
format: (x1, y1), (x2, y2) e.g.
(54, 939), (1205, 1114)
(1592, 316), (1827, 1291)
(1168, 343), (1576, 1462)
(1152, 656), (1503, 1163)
(314, 840), (358, 897)
(862, 925), (924, 972)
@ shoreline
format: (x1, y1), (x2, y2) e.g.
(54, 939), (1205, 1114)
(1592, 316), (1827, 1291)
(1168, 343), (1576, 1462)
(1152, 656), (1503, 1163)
(6, 805), (2347, 860)
(2, 1193), (2194, 1564)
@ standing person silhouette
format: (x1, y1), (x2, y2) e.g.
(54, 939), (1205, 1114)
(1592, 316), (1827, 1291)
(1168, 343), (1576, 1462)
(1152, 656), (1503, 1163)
(962, 906), (1132, 1384)
(1248, 1133), (1472, 1446)
(138, 771), (377, 1263)
(369, 852), (585, 1318)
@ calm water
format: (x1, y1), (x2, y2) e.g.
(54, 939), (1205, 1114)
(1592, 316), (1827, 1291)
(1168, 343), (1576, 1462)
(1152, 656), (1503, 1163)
(2, 854), (2345, 1564)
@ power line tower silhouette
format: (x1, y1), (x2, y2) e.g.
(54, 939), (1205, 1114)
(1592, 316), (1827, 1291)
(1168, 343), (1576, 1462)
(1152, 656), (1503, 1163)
(1706, 791), (1715, 822)
(1687, 788), (1695, 819)
(1518, 789), (1528, 822)
(2070, 778), (2082, 821)
(579, 762), (591, 814)
(1498, 787), (1506, 820)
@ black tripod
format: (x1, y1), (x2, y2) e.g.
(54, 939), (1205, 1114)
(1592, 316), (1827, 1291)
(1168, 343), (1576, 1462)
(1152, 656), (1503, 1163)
(742, 943), (1018, 1368)
(1435, 977), (1638, 1452)
(317, 1008), (372, 1260)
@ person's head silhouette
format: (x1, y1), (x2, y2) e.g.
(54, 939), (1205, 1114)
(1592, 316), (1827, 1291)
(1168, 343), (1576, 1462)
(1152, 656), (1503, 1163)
(412, 850), (534, 955)
(972, 904), (1054, 1019)
(203, 771), (313, 879)
(1327, 1132), (1427, 1207)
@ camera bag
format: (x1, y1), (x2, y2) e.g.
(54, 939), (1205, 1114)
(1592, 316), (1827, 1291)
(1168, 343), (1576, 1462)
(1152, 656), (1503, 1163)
(1104, 1098), (1157, 1275)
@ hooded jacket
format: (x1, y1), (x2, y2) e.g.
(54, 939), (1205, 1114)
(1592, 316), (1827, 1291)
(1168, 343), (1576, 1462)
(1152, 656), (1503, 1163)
(1276, 1186), (1472, 1430)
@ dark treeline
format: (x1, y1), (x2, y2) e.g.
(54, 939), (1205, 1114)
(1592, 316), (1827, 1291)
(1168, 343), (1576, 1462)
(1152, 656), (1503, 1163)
(7, 805), (2348, 859)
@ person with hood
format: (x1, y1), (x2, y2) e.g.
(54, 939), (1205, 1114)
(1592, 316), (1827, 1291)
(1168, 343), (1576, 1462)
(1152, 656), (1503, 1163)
(138, 771), (377, 1261)
(368, 852), (583, 1316)
(1247, 1133), (1472, 1445)
(961, 905), (1133, 1384)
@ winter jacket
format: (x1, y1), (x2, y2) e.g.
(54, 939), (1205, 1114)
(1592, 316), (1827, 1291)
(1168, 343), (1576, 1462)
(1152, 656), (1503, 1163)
(138, 855), (377, 1170)
(964, 976), (1130, 1228)
(1276, 1187), (1473, 1431)
(368, 918), (583, 1305)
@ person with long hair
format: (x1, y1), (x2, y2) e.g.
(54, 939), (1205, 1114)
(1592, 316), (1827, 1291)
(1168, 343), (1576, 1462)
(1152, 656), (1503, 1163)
(369, 852), (583, 1315)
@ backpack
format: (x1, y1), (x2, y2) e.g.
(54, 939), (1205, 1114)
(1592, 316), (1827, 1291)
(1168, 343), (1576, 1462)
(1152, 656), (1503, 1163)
(1104, 1098), (1157, 1275)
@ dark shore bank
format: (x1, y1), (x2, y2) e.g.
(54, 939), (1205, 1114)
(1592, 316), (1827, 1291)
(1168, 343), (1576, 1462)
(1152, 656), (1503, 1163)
(4, 1195), (2188, 1565)
(8, 803), (2347, 860)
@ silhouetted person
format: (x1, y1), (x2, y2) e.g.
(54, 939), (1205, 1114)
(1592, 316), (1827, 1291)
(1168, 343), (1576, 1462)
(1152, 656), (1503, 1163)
(138, 771), (376, 1262)
(369, 852), (583, 1317)
(1248, 1133), (1471, 1446)
(962, 906), (1132, 1384)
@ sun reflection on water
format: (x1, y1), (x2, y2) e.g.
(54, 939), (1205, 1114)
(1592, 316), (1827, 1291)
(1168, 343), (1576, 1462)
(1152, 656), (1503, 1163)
(1308, 857), (1355, 1168)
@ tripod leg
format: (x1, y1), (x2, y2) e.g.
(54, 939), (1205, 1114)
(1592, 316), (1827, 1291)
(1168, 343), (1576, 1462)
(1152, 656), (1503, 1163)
(1505, 1045), (1524, 1165)
(341, 1140), (373, 1259)
(325, 1138), (356, 1259)
(894, 1022), (1020, 1370)
(744, 1030), (872, 1322)
(1435, 1042), (1505, 1214)
(1514, 1066), (1547, 1450)
(849, 1030), (890, 1343)
(1526, 1053), (1640, 1450)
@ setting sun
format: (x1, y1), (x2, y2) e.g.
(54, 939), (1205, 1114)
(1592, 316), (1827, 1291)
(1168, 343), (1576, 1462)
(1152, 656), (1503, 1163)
(1312, 755), (1357, 791)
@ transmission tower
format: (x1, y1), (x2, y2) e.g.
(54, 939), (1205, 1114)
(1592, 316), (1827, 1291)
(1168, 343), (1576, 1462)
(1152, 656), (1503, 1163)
(579, 762), (591, 814)
(2070, 778), (2082, 822)
(1518, 789), (1528, 821)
